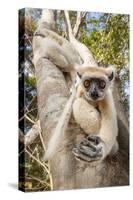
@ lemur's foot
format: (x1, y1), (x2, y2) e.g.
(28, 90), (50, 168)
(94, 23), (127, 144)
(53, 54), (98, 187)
(72, 135), (103, 163)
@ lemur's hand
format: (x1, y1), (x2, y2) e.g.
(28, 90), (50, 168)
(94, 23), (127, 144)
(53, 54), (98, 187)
(72, 135), (104, 163)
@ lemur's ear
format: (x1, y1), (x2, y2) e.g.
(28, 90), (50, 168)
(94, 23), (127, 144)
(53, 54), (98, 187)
(77, 72), (82, 78)
(74, 65), (92, 79)
(73, 64), (83, 79)
(108, 71), (114, 81)
(106, 66), (115, 81)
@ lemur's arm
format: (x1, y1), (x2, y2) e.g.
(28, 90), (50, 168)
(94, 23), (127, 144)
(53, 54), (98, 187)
(98, 89), (118, 158)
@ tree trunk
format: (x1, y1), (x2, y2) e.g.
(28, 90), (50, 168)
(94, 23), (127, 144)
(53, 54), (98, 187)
(33, 9), (129, 190)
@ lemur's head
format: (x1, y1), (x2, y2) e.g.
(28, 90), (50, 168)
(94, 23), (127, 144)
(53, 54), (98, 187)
(77, 66), (115, 101)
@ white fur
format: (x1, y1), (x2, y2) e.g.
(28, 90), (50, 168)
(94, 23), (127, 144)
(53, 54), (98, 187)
(33, 28), (82, 72)
(73, 87), (118, 160)
(98, 89), (118, 158)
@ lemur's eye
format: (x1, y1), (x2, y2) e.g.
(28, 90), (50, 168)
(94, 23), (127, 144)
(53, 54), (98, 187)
(99, 80), (106, 89)
(84, 80), (90, 88)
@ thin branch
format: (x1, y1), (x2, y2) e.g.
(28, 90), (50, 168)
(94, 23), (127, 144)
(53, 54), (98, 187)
(25, 148), (53, 190)
(25, 114), (35, 124)
(64, 10), (74, 41)
(64, 10), (97, 66)
(27, 175), (51, 188)
(19, 121), (40, 146)
(19, 108), (37, 122)
(105, 13), (112, 26)
(73, 12), (87, 38)
(24, 33), (32, 46)
(73, 12), (82, 38)
(82, 12), (87, 19)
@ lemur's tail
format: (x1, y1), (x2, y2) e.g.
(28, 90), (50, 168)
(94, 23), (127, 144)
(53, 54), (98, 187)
(43, 85), (76, 162)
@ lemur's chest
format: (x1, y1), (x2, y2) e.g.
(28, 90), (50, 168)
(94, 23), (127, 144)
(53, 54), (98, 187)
(80, 94), (101, 116)
(86, 98), (101, 116)
(76, 84), (101, 114)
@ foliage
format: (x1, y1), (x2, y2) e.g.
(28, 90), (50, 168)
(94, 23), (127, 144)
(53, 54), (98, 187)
(80, 14), (129, 69)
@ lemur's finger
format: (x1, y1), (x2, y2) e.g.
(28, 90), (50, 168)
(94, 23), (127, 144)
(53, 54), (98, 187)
(78, 145), (97, 157)
(76, 143), (102, 158)
(80, 138), (102, 153)
(80, 139), (97, 151)
(86, 135), (101, 145)
(72, 147), (102, 162)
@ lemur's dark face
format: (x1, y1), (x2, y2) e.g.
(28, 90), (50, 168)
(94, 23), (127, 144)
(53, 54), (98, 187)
(77, 66), (114, 102)
(82, 77), (107, 101)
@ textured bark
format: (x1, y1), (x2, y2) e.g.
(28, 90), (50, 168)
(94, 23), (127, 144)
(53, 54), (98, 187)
(33, 9), (129, 190)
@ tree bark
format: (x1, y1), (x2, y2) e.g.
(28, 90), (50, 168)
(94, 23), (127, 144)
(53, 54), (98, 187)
(33, 9), (129, 190)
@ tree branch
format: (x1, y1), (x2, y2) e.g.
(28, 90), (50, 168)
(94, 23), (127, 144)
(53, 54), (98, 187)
(64, 10), (97, 66)
(19, 121), (40, 146)
(73, 12), (87, 38)
(64, 10), (74, 40)
(25, 148), (53, 190)
(38, 9), (55, 32)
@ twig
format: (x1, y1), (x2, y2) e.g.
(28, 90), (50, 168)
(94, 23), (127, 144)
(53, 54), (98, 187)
(25, 148), (53, 190)
(25, 114), (35, 124)
(73, 11), (87, 38)
(81, 12), (87, 19)
(19, 121), (40, 146)
(27, 175), (51, 188)
(19, 108), (37, 122)
(24, 33), (32, 46)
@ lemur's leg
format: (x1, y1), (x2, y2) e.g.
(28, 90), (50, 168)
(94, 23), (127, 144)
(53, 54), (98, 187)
(33, 37), (70, 71)
(73, 97), (101, 134)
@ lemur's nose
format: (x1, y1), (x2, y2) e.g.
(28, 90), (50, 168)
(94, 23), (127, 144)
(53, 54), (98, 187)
(91, 90), (99, 99)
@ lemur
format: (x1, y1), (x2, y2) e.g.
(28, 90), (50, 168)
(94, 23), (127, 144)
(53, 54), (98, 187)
(32, 27), (118, 163)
